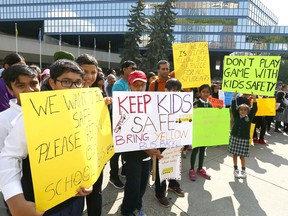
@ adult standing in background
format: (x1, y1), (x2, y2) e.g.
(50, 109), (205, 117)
(110, 60), (137, 189)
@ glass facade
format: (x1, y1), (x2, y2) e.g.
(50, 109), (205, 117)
(0, 0), (287, 53)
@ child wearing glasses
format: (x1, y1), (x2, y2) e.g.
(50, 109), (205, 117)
(0, 60), (91, 216)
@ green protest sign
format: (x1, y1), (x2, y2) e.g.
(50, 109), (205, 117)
(222, 56), (280, 96)
(193, 108), (230, 148)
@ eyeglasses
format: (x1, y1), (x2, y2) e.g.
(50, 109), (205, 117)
(56, 79), (83, 88)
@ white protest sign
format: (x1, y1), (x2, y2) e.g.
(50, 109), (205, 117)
(159, 146), (182, 182)
(113, 92), (193, 153)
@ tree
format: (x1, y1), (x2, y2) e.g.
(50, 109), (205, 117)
(142, 0), (177, 72)
(120, 0), (147, 66)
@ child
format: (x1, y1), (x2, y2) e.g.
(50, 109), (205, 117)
(229, 92), (257, 178)
(121, 70), (162, 216)
(0, 60), (92, 216)
(274, 91), (285, 132)
(76, 54), (110, 216)
(154, 78), (185, 208)
(189, 84), (212, 181)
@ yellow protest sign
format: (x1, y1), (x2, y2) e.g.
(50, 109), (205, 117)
(255, 98), (276, 116)
(193, 108), (230, 148)
(222, 56), (280, 96)
(250, 123), (256, 145)
(173, 42), (211, 88)
(20, 88), (113, 212)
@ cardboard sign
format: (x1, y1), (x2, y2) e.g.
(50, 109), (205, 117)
(113, 92), (193, 152)
(222, 56), (280, 96)
(255, 98), (276, 116)
(173, 42), (211, 88)
(193, 108), (230, 148)
(20, 88), (113, 212)
(208, 97), (224, 108)
(159, 147), (182, 182)
(224, 92), (234, 106)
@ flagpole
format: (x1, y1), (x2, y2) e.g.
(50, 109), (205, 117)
(39, 28), (42, 69)
(59, 33), (62, 51)
(93, 38), (96, 57)
(108, 41), (111, 69)
(15, 23), (18, 53)
(78, 35), (81, 56)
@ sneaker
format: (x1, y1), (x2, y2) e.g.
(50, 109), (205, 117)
(257, 139), (268, 145)
(155, 195), (170, 208)
(136, 209), (147, 216)
(234, 169), (240, 178)
(120, 170), (126, 178)
(240, 170), (247, 179)
(189, 169), (197, 181)
(168, 186), (185, 197)
(197, 168), (211, 180)
(109, 177), (124, 189)
(274, 129), (282, 133)
(253, 137), (258, 144)
(181, 150), (187, 158)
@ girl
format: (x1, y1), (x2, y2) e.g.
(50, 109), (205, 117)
(229, 92), (257, 178)
(189, 84), (212, 181)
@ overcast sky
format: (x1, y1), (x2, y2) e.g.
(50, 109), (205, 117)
(260, 0), (288, 26)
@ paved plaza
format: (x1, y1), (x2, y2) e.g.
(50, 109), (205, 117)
(96, 129), (288, 216)
(1, 128), (287, 216)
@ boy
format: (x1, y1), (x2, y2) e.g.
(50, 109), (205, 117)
(0, 60), (91, 216)
(153, 79), (185, 208)
(121, 70), (162, 216)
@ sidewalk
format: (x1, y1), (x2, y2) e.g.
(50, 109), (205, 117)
(96, 129), (288, 216)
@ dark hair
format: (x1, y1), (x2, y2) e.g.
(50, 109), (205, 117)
(165, 78), (182, 91)
(3, 53), (25, 68)
(49, 59), (84, 82)
(92, 72), (105, 89)
(156, 60), (169, 70)
(106, 68), (115, 76)
(2, 64), (38, 90)
(199, 84), (211, 94)
(236, 96), (250, 106)
(121, 60), (136, 71)
(146, 72), (156, 81)
(75, 54), (98, 66)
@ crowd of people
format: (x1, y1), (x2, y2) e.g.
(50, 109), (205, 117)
(0, 52), (284, 216)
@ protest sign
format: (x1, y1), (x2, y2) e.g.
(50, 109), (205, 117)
(222, 56), (280, 96)
(173, 42), (211, 88)
(193, 108), (230, 148)
(113, 91), (193, 152)
(20, 88), (113, 212)
(224, 92), (234, 106)
(250, 123), (256, 145)
(255, 98), (276, 116)
(159, 147), (182, 182)
(208, 97), (224, 108)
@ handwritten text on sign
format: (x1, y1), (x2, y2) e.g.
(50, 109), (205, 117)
(113, 92), (193, 152)
(20, 88), (113, 212)
(222, 56), (280, 96)
(159, 147), (182, 182)
(173, 42), (211, 88)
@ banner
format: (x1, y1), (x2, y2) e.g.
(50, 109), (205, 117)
(250, 123), (256, 145)
(173, 42), (211, 88)
(222, 56), (280, 96)
(113, 92), (193, 152)
(193, 108), (230, 148)
(255, 98), (276, 116)
(20, 88), (113, 212)
(158, 147), (182, 182)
